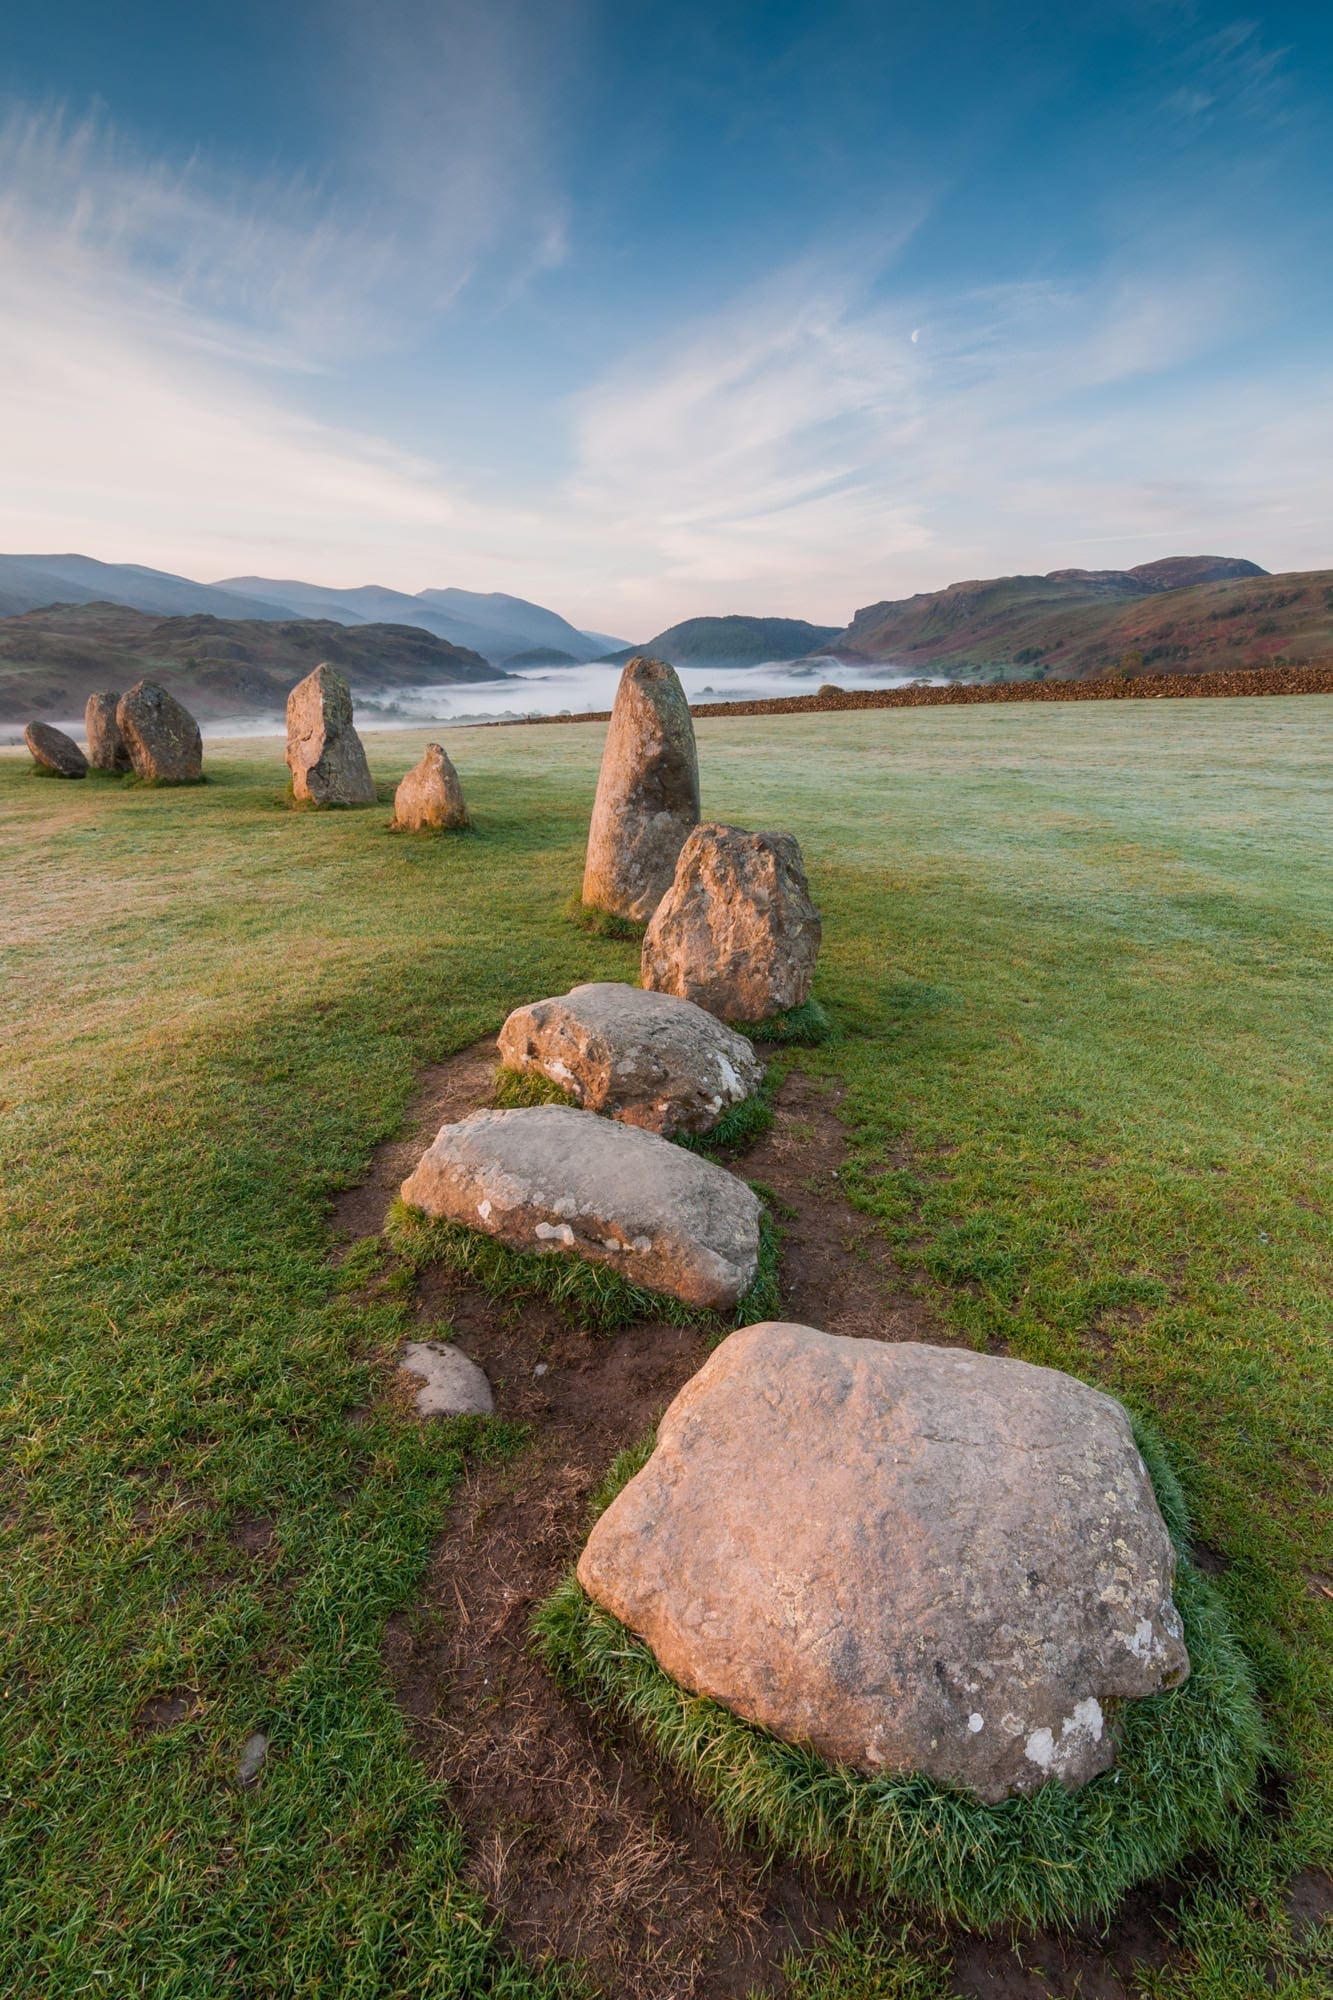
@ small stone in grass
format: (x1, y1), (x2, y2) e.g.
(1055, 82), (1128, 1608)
(399, 1341), (494, 1416)
(236, 1732), (268, 1785)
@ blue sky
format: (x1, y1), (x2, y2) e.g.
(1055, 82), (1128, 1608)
(1, 1), (1330, 632)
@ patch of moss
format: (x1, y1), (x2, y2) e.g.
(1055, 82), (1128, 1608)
(562, 891), (646, 940)
(532, 1421), (1265, 1931)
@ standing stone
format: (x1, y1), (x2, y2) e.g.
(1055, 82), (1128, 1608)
(285, 663), (376, 806)
(578, 1324), (1191, 1802)
(641, 823), (821, 1022)
(392, 743), (469, 831)
(116, 681), (203, 784)
(581, 656), (700, 920)
(85, 692), (131, 771)
(24, 722), (87, 777)
(401, 1104), (762, 1311)
(498, 982), (763, 1138)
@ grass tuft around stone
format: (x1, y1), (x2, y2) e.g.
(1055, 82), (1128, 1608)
(491, 1065), (581, 1111)
(386, 1197), (782, 1334)
(532, 1420), (1266, 1933)
(732, 995), (834, 1046)
(562, 891), (646, 940)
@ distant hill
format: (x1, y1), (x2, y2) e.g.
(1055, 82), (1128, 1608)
(0, 553), (627, 668)
(605, 614), (842, 670)
(821, 558), (1333, 680)
(0, 554), (302, 623)
(219, 576), (623, 666)
(0, 602), (502, 725)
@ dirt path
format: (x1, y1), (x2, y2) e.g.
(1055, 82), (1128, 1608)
(336, 1045), (1186, 1999)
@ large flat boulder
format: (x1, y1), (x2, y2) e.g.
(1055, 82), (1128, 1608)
(286, 663), (376, 806)
(392, 742), (469, 830)
(641, 823), (821, 1022)
(84, 693), (131, 772)
(498, 982), (763, 1138)
(401, 1105), (761, 1311)
(582, 656), (700, 920)
(116, 681), (203, 783)
(578, 1324), (1190, 1802)
(25, 722), (87, 777)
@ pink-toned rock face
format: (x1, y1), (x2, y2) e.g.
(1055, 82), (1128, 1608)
(285, 663), (375, 806)
(582, 657), (700, 920)
(116, 681), (202, 784)
(392, 743), (469, 831)
(578, 1324), (1190, 1802)
(24, 721), (87, 778)
(498, 982), (763, 1137)
(641, 823), (821, 1023)
(400, 1104), (762, 1311)
(84, 692), (131, 772)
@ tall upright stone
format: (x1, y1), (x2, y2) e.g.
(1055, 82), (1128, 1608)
(24, 722), (87, 778)
(581, 656), (699, 921)
(285, 663), (376, 807)
(641, 823), (821, 1023)
(85, 692), (131, 772)
(116, 681), (203, 784)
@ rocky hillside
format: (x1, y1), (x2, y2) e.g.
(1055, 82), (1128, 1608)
(0, 602), (502, 725)
(825, 560), (1333, 679)
(605, 614), (841, 670)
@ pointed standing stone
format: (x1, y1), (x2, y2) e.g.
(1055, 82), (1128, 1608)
(85, 692), (132, 771)
(391, 742), (470, 830)
(581, 656), (699, 921)
(25, 722), (87, 777)
(285, 663), (376, 806)
(116, 681), (203, 783)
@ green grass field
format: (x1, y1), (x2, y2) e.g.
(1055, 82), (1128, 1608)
(1, 698), (1329, 1997)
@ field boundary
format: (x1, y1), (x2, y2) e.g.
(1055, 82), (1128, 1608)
(485, 658), (1333, 727)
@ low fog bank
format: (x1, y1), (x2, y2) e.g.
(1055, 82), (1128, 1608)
(0, 658), (944, 746)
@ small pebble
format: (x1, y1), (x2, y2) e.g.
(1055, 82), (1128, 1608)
(534, 1362), (549, 1378)
(236, 1732), (268, 1786)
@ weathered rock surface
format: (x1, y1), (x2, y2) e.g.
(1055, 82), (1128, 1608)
(498, 981), (763, 1138)
(641, 823), (822, 1022)
(578, 1324), (1190, 1802)
(582, 656), (700, 920)
(401, 1104), (761, 1311)
(392, 742), (469, 831)
(285, 663), (375, 806)
(84, 692), (131, 771)
(399, 1340), (494, 1416)
(116, 680), (203, 783)
(24, 721), (87, 777)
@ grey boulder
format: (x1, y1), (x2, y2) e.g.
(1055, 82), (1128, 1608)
(399, 1341), (494, 1416)
(392, 742), (469, 830)
(401, 1104), (761, 1310)
(25, 721), (87, 777)
(641, 822), (821, 1023)
(84, 692), (131, 771)
(285, 663), (375, 806)
(582, 656), (700, 920)
(116, 681), (203, 783)
(498, 981), (763, 1138)
(578, 1324), (1190, 1802)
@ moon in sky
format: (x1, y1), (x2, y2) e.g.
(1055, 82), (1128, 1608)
(910, 328), (921, 343)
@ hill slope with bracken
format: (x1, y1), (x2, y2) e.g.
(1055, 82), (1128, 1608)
(0, 603), (502, 725)
(825, 558), (1333, 679)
